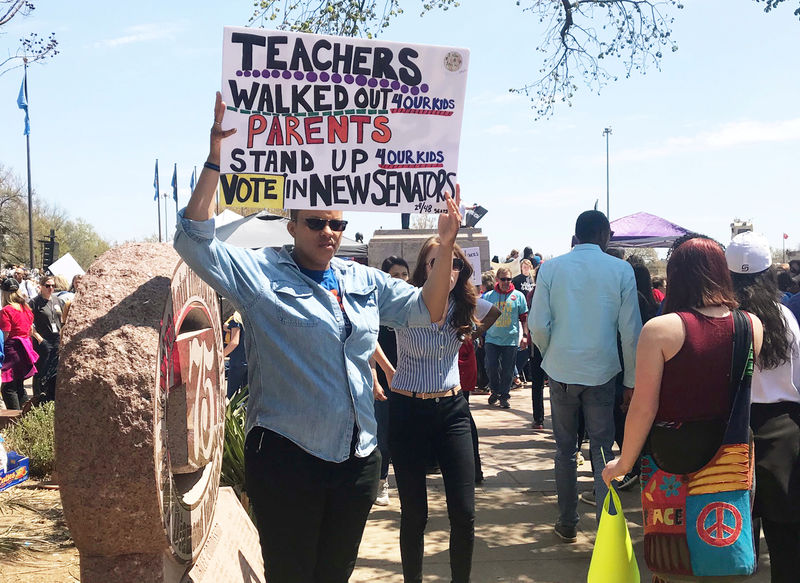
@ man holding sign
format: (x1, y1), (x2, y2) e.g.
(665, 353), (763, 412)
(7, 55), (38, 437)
(174, 91), (462, 582)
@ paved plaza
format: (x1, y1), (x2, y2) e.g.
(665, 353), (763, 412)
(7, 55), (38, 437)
(355, 384), (773, 582)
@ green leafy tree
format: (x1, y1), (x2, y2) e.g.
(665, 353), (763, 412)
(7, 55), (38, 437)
(250, 0), (459, 38)
(0, 165), (109, 270)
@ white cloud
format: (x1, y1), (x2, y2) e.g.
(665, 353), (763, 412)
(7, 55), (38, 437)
(614, 118), (800, 163)
(93, 23), (181, 49)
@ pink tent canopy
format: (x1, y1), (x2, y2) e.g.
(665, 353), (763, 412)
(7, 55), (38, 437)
(609, 212), (690, 248)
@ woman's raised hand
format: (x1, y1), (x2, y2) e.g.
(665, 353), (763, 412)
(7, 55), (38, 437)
(209, 91), (237, 163)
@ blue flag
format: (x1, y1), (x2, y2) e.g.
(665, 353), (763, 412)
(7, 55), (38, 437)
(154, 159), (160, 201)
(171, 164), (178, 203)
(189, 166), (197, 193)
(17, 76), (30, 136)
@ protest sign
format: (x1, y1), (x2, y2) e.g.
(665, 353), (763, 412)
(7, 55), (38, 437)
(463, 246), (481, 286)
(219, 26), (469, 214)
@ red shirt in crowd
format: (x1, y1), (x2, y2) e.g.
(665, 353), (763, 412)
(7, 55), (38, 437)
(0, 304), (34, 339)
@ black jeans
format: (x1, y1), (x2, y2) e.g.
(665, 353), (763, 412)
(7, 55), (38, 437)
(389, 391), (475, 583)
(33, 338), (58, 402)
(244, 427), (380, 583)
(529, 346), (545, 425)
(1, 378), (28, 410)
(462, 391), (483, 479)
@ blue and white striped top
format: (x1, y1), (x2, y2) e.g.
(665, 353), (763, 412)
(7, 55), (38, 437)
(392, 303), (463, 393)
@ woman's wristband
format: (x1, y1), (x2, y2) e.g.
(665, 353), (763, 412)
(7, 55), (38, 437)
(203, 161), (220, 172)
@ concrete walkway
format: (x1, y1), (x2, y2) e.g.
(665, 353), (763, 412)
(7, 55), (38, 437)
(354, 384), (772, 582)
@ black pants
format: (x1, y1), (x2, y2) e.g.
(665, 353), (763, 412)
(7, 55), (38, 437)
(529, 346), (545, 425)
(462, 391), (483, 480)
(761, 518), (800, 583)
(244, 427), (380, 583)
(1, 378), (28, 410)
(33, 338), (58, 402)
(389, 391), (475, 583)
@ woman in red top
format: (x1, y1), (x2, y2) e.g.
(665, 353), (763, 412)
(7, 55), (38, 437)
(1, 278), (39, 409)
(602, 236), (764, 580)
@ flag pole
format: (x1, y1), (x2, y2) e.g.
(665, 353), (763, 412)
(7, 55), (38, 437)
(155, 159), (162, 242)
(162, 192), (168, 242)
(23, 60), (34, 268)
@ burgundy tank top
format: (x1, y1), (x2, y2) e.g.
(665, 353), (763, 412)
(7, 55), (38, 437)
(655, 310), (733, 423)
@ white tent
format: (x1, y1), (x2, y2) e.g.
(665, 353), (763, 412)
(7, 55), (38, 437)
(47, 253), (85, 282)
(215, 209), (243, 227)
(215, 211), (367, 259)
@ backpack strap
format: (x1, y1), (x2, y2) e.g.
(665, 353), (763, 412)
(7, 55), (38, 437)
(723, 309), (754, 442)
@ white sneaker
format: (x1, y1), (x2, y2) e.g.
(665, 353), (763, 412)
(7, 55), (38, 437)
(374, 479), (390, 506)
(576, 452), (585, 467)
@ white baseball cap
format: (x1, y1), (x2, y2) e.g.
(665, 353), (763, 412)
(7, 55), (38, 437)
(725, 231), (772, 274)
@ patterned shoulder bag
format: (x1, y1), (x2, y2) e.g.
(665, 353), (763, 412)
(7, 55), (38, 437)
(640, 309), (756, 581)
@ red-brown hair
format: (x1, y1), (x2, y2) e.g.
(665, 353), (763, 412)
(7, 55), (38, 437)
(663, 236), (738, 314)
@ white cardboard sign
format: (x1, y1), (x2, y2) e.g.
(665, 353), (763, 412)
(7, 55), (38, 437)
(463, 246), (481, 286)
(219, 26), (469, 214)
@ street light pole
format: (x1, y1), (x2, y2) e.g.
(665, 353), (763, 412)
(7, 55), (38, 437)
(603, 127), (612, 220)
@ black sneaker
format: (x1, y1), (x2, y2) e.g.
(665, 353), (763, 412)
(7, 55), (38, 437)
(579, 491), (596, 506)
(499, 398), (511, 409)
(617, 471), (640, 491)
(488, 393), (499, 405)
(553, 521), (577, 543)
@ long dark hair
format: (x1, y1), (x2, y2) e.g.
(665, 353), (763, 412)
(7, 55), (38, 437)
(628, 258), (658, 323)
(731, 267), (791, 370)
(663, 235), (738, 314)
(411, 236), (477, 338)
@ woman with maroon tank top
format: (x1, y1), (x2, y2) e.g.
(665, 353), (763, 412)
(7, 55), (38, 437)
(602, 235), (764, 581)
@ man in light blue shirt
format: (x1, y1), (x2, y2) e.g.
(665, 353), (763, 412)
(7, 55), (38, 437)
(530, 210), (641, 542)
(174, 93), (463, 582)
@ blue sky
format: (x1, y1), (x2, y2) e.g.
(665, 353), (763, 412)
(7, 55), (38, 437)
(1, 1), (798, 263)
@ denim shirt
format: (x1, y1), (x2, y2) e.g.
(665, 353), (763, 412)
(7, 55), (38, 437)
(174, 209), (430, 462)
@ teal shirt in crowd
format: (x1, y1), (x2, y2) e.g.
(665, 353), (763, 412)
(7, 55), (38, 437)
(483, 288), (528, 347)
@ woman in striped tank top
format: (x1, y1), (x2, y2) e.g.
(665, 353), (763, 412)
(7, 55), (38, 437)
(388, 236), (479, 583)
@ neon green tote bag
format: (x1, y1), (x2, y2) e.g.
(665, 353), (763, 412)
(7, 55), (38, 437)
(587, 486), (640, 583)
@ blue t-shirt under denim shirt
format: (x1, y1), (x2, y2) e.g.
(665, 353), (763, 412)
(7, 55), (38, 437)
(298, 266), (352, 337)
(174, 209), (431, 462)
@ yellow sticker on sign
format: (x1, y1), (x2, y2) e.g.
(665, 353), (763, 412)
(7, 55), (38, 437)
(219, 174), (284, 210)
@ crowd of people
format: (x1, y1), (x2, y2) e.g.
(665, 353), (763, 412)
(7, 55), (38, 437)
(173, 96), (800, 583)
(0, 266), (79, 410)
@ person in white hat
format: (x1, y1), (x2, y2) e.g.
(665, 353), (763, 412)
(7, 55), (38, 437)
(726, 231), (800, 582)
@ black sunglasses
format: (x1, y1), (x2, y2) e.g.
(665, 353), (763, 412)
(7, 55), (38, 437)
(428, 257), (465, 271)
(498, 277), (513, 282)
(302, 218), (348, 232)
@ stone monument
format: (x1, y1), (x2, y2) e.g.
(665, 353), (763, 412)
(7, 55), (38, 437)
(55, 243), (264, 583)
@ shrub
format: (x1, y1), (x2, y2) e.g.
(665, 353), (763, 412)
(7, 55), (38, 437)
(221, 387), (248, 495)
(4, 401), (55, 478)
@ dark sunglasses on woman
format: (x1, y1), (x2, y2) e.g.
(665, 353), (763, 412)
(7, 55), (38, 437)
(302, 218), (348, 232)
(428, 257), (465, 271)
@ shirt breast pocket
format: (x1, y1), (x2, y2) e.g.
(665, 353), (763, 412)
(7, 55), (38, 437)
(271, 281), (318, 328)
(347, 284), (379, 333)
